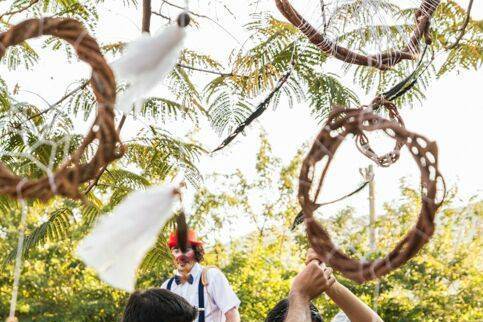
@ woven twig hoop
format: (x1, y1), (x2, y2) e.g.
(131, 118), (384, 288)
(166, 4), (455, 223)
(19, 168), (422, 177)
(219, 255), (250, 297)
(0, 18), (124, 201)
(355, 97), (405, 167)
(299, 108), (445, 283)
(275, 0), (440, 70)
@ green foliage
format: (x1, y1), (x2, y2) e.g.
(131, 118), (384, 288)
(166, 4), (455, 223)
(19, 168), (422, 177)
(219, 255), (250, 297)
(187, 140), (482, 321)
(434, 1), (483, 74)
(3, 207), (72, 264)
(0, 136), (481, 321)
(1, 238), (128, 322)
(219, 234), (302, 320)
(205, 14), (359, 135)
(352, 0), (482, 104)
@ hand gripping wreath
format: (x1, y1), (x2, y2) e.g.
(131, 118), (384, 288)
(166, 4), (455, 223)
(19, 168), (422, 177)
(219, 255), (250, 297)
(355, 97), (405, 167)
(298, 108), (445, 283)
(0, 18), (124, 201)
(275, 0), (440, 70)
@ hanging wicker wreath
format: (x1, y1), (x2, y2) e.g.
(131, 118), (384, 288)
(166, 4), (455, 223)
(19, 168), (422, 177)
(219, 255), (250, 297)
(0, 17), (124, 201)
(275, 0), (440, 70)
(299, 108), (445, 283)
(355, 97), (405, 167)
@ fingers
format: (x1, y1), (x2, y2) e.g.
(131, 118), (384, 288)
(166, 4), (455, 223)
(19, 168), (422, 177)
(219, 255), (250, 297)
(324, 266), (336, 289)
(322, 266), (334, 289)
(307, 258), (332, 282)
(306, 247), (329, 266)
(305, 248), (321, 264)
(326, 274), (336, 288)
(307, 258), (322, 267)
(323, 266), (333, 279)
(311, 261), (333, 282)
(291, 258), (337, 300)
(306, 260), (318, 268)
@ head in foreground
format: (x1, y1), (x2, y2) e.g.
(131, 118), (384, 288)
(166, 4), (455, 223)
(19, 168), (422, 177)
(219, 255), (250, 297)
(122, 288), (198, 322)
(265, 298), (323, 322)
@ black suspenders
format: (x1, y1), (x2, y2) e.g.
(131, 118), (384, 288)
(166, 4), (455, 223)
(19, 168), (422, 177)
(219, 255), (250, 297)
(166, 275), (205, 322)
(166, 277), (175, 290)
(197, 277), (205, 322)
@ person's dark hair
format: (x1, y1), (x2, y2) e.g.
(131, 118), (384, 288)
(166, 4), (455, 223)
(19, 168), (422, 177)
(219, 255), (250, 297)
(122, 288), (198, 322)
(265, 298), (323, 322)
(193, 245), (204, 262)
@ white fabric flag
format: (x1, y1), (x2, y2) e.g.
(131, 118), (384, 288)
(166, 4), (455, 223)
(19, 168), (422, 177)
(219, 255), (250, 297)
(111, 24), (186, 113)
(76, 185), (177, 292)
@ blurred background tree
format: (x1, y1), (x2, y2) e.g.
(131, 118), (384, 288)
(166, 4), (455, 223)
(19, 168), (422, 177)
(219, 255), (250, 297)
(1, 138), (481, 321)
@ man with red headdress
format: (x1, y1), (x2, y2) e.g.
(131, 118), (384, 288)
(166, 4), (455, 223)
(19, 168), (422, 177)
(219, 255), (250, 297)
(161, 229), (241, 322)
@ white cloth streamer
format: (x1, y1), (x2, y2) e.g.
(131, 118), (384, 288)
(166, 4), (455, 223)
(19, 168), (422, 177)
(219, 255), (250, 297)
(76, 185), (177, 292)
(111, 24), (186, 113)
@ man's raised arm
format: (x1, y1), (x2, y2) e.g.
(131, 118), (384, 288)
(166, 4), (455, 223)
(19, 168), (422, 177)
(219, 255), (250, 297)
(306, 248), (383, 322)
(286, 260), (335, 322)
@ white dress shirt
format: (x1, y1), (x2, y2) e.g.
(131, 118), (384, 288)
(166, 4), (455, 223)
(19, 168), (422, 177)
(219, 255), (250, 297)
(331, 311), (350, 322)
(161, 263), (240, 322)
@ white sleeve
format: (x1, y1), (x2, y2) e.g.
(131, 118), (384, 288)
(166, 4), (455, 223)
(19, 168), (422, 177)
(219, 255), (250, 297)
(207, 268), (241, 314)
(331, 311), (351, 322)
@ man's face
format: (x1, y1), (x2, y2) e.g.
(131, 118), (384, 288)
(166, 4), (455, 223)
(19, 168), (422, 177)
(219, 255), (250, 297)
(171, 246), (196, 274)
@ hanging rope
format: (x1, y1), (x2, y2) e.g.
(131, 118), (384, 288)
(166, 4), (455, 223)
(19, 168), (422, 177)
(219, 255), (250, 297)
(8, 182), (28, 321)
(176, 211), (189, 253)
(298, 107), (446, 283)
(212, 71), (292, 152)
(172, 180), (189, 253)
(213, 39), (299, 152)
(381, 0), (476, 102)
(178, 0), (191, 28)
(291, 180), (370, 230)
(357, 25), (461, 167)
(382, 44), (430, 102)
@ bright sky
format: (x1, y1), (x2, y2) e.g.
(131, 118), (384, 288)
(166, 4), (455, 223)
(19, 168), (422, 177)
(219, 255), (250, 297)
(1, 0), (481, 236)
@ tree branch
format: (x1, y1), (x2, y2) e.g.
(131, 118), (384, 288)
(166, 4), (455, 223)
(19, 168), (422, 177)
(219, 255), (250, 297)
(151, 11), (171, 22)
(176, 63), (237, 77)
(142, 0), (152, 34)
(161, 0), (240, 44)
(26, 81), (89, 122)
(84, 115), (127, 194)
(212, 71), (292, 152)
(0, 0), (40, 19)
(161, 0), (204, 18)
(446, 0), (474, 50)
